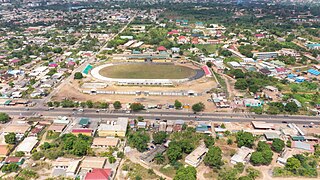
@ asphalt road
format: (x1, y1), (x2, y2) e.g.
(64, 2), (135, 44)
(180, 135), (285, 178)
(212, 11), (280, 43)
(1, 107), (319, 125)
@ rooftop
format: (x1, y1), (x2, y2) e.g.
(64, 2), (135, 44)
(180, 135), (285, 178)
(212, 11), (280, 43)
(92, 137), (119, 147)
(80, 157), (106, 169)
(16, 136), (38, 153)
(98, 117), (128, 132)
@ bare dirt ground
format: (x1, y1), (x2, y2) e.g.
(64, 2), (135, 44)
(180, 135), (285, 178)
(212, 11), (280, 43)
(52, 80), (217, 111)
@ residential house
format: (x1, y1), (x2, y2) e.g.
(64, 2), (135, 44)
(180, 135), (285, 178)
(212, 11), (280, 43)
(185, 143), (208, 167)
(231, 146), (254, 164)
(52, 157), (81, 178)
(85, 168), (112, 180)
(97, 117), (128, 137)
(15, 136), (38, 156)
(91, 137), (119, 148)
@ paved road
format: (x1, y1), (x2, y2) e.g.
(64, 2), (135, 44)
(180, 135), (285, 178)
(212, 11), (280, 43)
(1, 107), (319, 124)
(36, 15), (136, 108)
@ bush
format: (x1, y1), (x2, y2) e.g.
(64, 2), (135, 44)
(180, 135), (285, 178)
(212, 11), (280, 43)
(2, 163), (19, 173)
(0, 113), (10, 123)
(15, 151), (25, 157)
(192, 102), (205, 112)
(5, 132), (16, 144)
(74, 72), (83, 79)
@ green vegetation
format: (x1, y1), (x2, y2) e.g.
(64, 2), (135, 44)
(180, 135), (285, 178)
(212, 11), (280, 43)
(192, 102), (205, 112)
(130, 103), (144, 111)
(167, 127), (202, 163)
(218, 166), (261, 180)
(204, 135), (215, 148)
(204, 146), (223, 168)
(32, 133), (93, 160)
(233, 72), (281, 93)
(74, 72), (83, 79)
(15, 151), (25, 157)
(99, 64), (196, 79)
(174, 100), (182, 109)
(273, 154), (318, 177)
(17, 169), (39, 179)
(271, 138), (285, 153)
(127, 130), (150, 152)
(153, 132), (168, 144)
(0, 113), (10, 123)
(250, 141), (273, 166)
(174, 166), (197, 180)
(2, 163), (19, 173)
(122, 160), (160, 180)
(236, 131), (254, 148)
(5, 132), (16, 144)
(113, 101), (122, 109)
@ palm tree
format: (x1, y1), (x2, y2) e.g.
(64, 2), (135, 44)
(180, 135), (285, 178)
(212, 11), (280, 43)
(154, 153), (165, 165)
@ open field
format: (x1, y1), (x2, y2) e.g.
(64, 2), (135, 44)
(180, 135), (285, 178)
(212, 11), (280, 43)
(98, 63), (197, 79)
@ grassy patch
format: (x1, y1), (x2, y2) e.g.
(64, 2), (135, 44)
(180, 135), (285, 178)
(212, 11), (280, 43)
(122, 159), (160, 179)
(159, 165), (176, 178)
(195, 44), (222, 54)
(99, 63), (197, 79)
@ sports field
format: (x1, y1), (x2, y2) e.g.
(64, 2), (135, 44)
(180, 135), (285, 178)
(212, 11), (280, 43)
(99, 63), (196, 79)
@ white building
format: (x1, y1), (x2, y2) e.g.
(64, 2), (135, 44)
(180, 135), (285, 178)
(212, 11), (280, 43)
(231, 146), (254, 164)
(15, 137), (38, 155)
(185, 143), (208, 167)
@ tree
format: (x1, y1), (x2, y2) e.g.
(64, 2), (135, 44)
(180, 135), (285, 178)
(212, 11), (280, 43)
(154, 153), (165, 164)
(236, 131), (254, 148)
(204, 146), (223, 168)
(32, 152), (44, 160)
(250, 141), (273, 165)
(285, 157), (301, 173)
(5, 132), (16, 144)
(72, 140), (89, 156)
(15, 151), (25, 157)
(227, 138), (233, 145)
(204, 135), (215, 148)
(2, 163), (19, 173)
(86, 100), (93, 108)
(0, 113), (10, 123)
(174, 166), (197, 180)
(272, 138), (285, 153)
(174, 100), (182, 109)
(108, 156), (116, 164)
(117, 151), (124, 158)
(206, 62), (213, 68)
(47, 102), (53, 107)
(234, 162), (245, 173)
(285, 102), (298, 113)
(235, 79), (248, 90)
(127, 131), (150, 152)
(192, 102), (205, 112)
(153, 132), (167, 144)
(167, 141), (182, 163)
(113, 101), (122, 109)
(220, 49), (232, 57)
(130, 103), (144, 111)
(74, 72), (83, 79)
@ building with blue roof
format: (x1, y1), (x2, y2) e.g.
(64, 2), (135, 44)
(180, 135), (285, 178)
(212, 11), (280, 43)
(307, 69), (320, 76)
(295, 76), (305, 83)
(306, 43), (320, 50)
(287, 74), (297, 79)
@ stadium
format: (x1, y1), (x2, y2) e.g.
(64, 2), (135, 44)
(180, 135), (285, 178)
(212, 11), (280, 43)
(90, 62), (206, 86)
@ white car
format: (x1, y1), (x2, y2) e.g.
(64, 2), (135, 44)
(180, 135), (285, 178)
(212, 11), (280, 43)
(78, 109), (84, 112)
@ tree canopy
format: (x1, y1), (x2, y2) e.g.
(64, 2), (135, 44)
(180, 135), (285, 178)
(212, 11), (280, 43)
(0, 113), (10, 123)
(236, 131), (254, 148)
(192, 102), (205, 112)
(204, 146), (223, 168)
(271, 138), (285, 153)
(174, 166), (197, 180)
